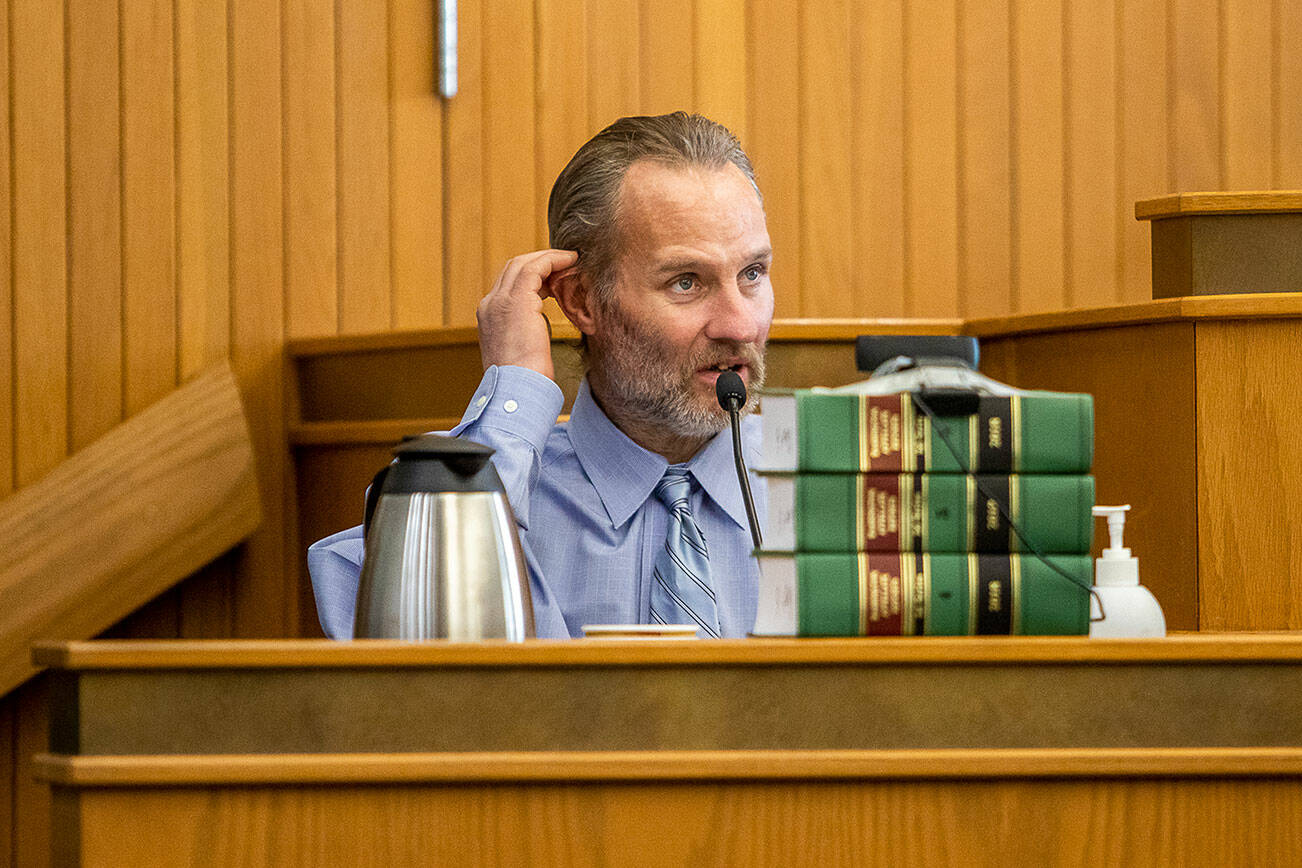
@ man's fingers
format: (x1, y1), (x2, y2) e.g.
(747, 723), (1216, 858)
(507, 249), (580, 295)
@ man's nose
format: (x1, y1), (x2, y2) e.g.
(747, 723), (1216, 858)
(704, 282), (764, 344)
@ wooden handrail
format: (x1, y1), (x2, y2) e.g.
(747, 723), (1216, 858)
(0, 362), (260, 695)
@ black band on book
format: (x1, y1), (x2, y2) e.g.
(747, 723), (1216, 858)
(976, 555), (1014, 635)
(977, 398), (1014, 472)
(974, 475), (1011, 552)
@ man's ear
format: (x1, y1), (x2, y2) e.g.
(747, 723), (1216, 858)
(551, 268), (599, 336)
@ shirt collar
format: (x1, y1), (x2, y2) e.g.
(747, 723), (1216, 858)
(568, 378), (754, 531)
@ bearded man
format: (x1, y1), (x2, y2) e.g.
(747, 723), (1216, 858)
(309, 112), (774, 639)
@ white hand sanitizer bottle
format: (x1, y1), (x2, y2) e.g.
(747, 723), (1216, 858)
(1089, 505), (1166, 638)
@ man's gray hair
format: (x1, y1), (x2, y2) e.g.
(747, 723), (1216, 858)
(547, 112), (761, 308)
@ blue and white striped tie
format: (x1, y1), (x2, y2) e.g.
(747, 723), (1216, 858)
(649, 467), (720, 638)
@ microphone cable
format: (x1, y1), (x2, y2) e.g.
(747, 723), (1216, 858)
(909, 386), (1105, 622)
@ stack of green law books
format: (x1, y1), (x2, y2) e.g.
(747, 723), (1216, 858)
(753, 388), (1096, 637)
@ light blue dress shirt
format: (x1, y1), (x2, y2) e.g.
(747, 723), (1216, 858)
(307, 365), (766, 639)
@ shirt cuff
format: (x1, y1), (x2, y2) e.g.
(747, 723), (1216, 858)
(451, 365), (564, 452)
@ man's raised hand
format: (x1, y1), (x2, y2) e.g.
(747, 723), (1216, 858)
(476, 249), (580, 382)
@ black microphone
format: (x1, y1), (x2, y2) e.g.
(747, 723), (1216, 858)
(715, 371), (763, 550)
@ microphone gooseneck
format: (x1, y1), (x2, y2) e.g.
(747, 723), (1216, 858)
(715, 371), (763, 550)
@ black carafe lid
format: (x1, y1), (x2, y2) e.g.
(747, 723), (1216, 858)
(385, 434), (501, 493)
(362, 434), (507, 536)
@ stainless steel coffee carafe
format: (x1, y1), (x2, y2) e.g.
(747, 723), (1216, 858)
(353, 434), (534, 640)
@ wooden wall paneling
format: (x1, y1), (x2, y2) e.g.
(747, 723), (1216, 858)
(13, 678), (48, 868)
(122, 0), (178, 417)
(231, 0), (289, 637)
(1064, 0), (1118, 308)
(851, 0), (905, 318)
(537, 0), (590, 259)
(638, 0), (692, 116)
(1011, 0), (1065, 312)
(481, 1), (537, 282)
(0, 0), (10, 498)
(0, 5), (10, 851)
(904, 0), (958, 317)
(389, 0), (443, 330)
(67, 0), (122, 452)
(176, 0), (231, 377)
(283, 0), (338, 338)
(1195, 321), (1302, 631)
(444, 0), (485, 325)
(744, 0), (800, 318)
(1119, 0), (1168, 300)
(586, 2), (641, 131)
(1169, 0), (1221, 191)
(1279, 1), (1302, 187)
(797, 0), (853, 318)
(176, 0), (236, 639)
(337, 1), (392, 333)
(11, 0), (68, 487)
(119, 0), (183, 641)
(1221, 0), (1274, 189)
(956, 0), (1011, 318)
(693, 0), (747, 143)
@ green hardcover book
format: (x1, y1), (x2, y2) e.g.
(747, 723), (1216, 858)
(762, 472), (1095, 553)
(752, 551), (1091, 636)
(759, 389), (1093, 474)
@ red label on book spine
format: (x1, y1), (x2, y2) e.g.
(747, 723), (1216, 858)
(862, 395), (905, 472)
(863, 554), (904, 635)
(861, 474), (902, 549)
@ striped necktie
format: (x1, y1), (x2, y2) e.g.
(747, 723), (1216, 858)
(649, 467), (720, 638)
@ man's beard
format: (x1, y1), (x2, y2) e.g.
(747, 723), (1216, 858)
(589, 301), (766, 441)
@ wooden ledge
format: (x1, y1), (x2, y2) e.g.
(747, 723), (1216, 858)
(1136, 190), (1302, 220)
(31, 634), (1302, 671)
(287, 318), (966, 360)
(34, 748), (1302, 787)
(965, 293), (1302, 337)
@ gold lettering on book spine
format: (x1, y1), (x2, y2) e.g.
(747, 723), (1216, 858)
(1010, 475), (1021, 552)
(858, 552), (870, 635)
(967, 553), (979, 634)
(1011, 395), (1023, 472)
(1011, 554), (1023, 634)
(916, 407), (929, 471)
(965, 475), (976, 552)
(968, 414), (979, 472)
(860, 396), (872, 470)
(916, 474), (927, 549)
(901, 553), (916, 635)
(917, 554), (931, 635)
(855, 474), (866, 549)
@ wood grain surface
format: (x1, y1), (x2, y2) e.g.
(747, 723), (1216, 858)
(0, 364), (259, 693)
(49, 773), (1302, 866)
(1137, 191), (1302, 220)
(34, 748), (1302, 786)
(1196, 321), (1302, 630)
(33, 634), (1302, 670)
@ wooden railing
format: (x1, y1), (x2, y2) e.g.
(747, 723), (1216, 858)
(0, 362), (260, 694)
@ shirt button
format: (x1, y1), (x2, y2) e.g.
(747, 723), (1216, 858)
(475, 395), (488, 408)
(503, 399), (519, 413)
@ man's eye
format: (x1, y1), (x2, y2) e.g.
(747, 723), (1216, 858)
(742, 265), (765, 282)
(674, 276), (696, 292)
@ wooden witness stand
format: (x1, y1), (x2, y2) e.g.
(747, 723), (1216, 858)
(33, 637), (1302, 864)
(34, 192), (1302, 864)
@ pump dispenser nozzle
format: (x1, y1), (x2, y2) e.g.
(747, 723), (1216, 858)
(1089, 505), (1165, 637)
(1095, 504), (1131, 558)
